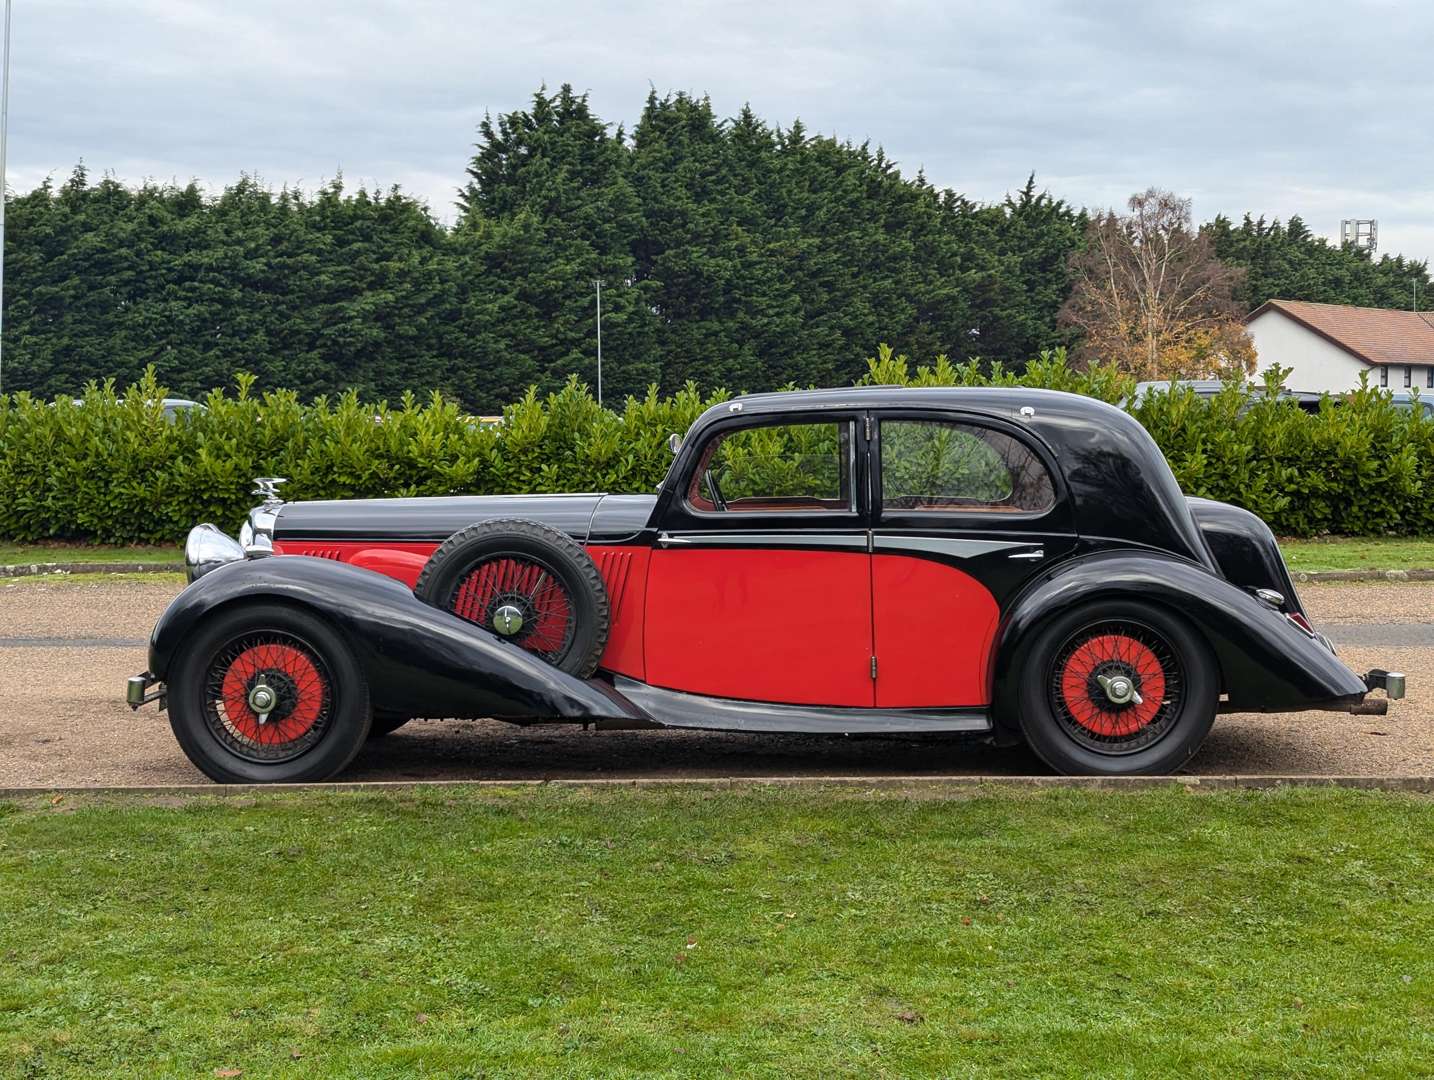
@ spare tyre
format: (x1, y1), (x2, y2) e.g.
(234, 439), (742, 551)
(413, 518), (610, 677)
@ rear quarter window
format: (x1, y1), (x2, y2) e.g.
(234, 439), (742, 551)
(880, 420), (1054, 513)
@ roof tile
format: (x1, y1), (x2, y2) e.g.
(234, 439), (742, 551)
(1249, 300), (1434, 366)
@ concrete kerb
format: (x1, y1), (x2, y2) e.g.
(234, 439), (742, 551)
(1289, 568), (1434, 583)
(0, 562), (183, 577)
(2, 774), (1433, 801)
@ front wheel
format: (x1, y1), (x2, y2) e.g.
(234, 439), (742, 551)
(1016, 601), (1218, 776)
(167, 602), (371, 783)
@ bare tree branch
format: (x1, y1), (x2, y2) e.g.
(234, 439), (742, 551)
(1059, 188), (1254, 379)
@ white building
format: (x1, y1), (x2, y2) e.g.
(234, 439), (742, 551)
(1244, 299), (1434, 393)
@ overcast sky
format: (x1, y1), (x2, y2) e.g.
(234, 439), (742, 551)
(13, 0), (1434, 265)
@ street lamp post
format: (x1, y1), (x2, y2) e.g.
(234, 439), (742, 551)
(0, 0), (12, 395)
(592, 278), (603, 407)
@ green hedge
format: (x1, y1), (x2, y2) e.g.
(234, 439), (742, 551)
(0, 349), (1429, 543)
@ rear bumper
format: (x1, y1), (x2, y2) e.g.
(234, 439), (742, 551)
(1364, 669), (1407, 700)
(1328, 670), (1407, 716)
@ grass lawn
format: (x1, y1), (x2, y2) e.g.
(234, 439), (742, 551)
(0, 542), (179, 566)
(1279, 536), (1434, 572)
(1, 785), (1430, 1078)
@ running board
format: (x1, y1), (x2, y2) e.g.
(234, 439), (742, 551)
(608, 677), (992, 735)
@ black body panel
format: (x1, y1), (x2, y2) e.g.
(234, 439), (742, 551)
(274, 493), (606, 543)
(1187, 496), (1306, 615)
(588, 494), (658, 543)
(990, 549), (1366, 731)
(147, 557), (641, 722)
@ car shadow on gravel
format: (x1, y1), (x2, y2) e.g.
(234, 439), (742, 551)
(341, 719), (1055, 781)
(338, 711), (1393, 782)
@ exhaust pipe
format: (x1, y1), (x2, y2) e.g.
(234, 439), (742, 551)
(1348, 698), (1389, 716)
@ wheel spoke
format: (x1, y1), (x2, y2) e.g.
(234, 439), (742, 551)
(447, 554), (577, 663)
(1050, 621), (1183, 754)
(202, 631), (333, 763)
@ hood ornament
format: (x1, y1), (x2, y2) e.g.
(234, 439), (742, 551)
(252, 477), (288, 508)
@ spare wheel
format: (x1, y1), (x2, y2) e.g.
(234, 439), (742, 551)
(413, 518), (610, 677)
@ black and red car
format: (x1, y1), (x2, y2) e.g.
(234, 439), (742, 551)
(128, 386), (1405, 781)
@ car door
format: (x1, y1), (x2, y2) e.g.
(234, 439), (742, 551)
(870, 411), (1075, 708)
(643, 412), (876, 706)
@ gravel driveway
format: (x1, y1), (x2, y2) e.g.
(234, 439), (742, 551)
(0, 576), (1428, 787)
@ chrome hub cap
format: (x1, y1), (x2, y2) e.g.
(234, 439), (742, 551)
(1097, 673), (1142, 706)
(492, 604), (525, 637)
(248, 680), (277, 723)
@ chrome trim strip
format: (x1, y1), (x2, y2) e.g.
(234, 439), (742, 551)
(657, 532), (869, 550)
(873, 535), (1035, 559)
(613, 676), (992, 734)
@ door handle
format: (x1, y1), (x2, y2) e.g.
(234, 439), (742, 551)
(657, 533), (691, 547)
(1008, 548), (1045, 561)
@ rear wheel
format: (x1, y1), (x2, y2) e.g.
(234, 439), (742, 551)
(1017, 601), (1217, 776)
(414, 519), (609, 677)
(168, 603), (371, 783)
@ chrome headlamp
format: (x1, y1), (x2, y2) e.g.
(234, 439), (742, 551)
(184, 523), (244, 583)
(186, 477), (287, 583)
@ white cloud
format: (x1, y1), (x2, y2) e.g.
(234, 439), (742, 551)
(9, 0), (1433, 259)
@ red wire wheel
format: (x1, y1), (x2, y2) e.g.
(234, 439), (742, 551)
(202, 632), (334, 762)
(1048, 621), (1184, 753)
(445, 554), (577, 663)
(414, 519), (610, 677)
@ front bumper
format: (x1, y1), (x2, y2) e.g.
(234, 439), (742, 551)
(126, 671), (166, 710)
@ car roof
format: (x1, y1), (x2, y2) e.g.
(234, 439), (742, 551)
(717, 383), (1104, 417)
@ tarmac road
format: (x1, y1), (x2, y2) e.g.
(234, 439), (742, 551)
(0, 576), (1429, 787)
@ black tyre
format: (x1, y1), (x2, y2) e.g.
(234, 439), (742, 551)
(413, 518), (610, 677)
(1016, 601), (1218, 776)
(167, 602), (371, 783)
(369, 711), (410, 738)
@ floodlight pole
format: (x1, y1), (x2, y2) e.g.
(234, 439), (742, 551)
(0, 0), (12, 395)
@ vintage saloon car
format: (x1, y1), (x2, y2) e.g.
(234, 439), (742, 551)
(129, 386), (1405, 782)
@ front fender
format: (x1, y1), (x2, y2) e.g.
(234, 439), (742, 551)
(990, 550), (1368, 729)
(148, 556), (639, 722)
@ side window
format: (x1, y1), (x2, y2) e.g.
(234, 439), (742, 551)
(880, 420), (1054, 514)
(686, 420), (854, 513)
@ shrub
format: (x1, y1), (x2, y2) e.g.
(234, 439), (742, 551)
(0, 352), (1427, 543)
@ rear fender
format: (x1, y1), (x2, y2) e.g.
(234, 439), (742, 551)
(990, 550), (1368, 732)
(1187, 497), (1305, 615)
(147, 557), (639, 722)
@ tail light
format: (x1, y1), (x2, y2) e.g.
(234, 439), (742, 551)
(1286, 611), (1316, 636)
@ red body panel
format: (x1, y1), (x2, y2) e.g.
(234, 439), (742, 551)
(871, 554), (999, 708)
(586, 545), (650, 680)
(273, 540), (439, 588)
(643, 548), (875, 706)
